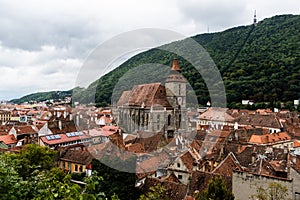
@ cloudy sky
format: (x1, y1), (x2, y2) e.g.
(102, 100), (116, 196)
(0, 0), (299, 100)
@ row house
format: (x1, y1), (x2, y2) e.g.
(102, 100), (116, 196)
(0, 110), (11, 124)
(40, 125), (120, 149)
(58, 147), (93, 175)
(40, 132), (92, 149)
(197, 107), (235, 130)
(167, 149), (201, 185)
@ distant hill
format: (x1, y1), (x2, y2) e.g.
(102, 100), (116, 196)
(13, 14), (300, 106)
(10, 90), (72, 104)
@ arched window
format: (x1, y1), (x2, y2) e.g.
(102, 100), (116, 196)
(168, 114), (172, 126)
(178, 114), (181, 128)
(145, 113), (149, 129)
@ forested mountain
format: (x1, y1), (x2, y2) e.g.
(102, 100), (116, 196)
(76, 14), (300, 107)
(13, 14), (300, 107)
(10, 90), (72, 104)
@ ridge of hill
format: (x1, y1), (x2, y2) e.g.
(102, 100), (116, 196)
(12, 14), (300, 107)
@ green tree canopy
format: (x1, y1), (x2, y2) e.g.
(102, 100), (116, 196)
(195, 176), (234, 200)
(251, 182), (290, 200)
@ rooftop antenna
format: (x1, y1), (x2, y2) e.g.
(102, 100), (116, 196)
(253, 10), (257, 26)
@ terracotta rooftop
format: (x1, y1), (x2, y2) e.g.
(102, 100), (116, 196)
(294, 140), (300, 148)
(117, 83), (172, 109)
(248, 132), (291, 144)
(137, 152), (170, 174)
(40, 132), (90, 145)
(0, 134), (17, 145)
(235, 114), (282, 129)
(198, 107), (234, 122)
(87, 126), (119, 137)
(116, 90), (131, 107)
(134, 132), (166, 152)
(180, 151), (197, 172)
(13, 125), (37, 135)
(211, 152), (243, 177)
(59, 149), (93, 165)
(127, 143), (144, 153)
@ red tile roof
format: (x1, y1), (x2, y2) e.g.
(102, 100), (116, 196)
(235, 114), (282, 129)
(59, 149), (93, 165)
(117, 83), (172, 109)
(87, 126), (119, 137)
(180, 151), (196, 172)
(0, 134), (17, 145)
(14, 125), (37, 135)
(294, 140), (300, 148)
(249, 132), (291, 144)
(137, 153), (170, 174)
(40, 133), (90, 145)
(198, 107), (234, 122)
(211, 152), (243, 177)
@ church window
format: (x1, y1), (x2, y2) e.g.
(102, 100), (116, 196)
(168, 114), (171, 126)
(157, 115), (160, 130)
(178, 114), (181, 128)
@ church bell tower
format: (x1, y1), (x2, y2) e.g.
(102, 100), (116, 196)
(165, 59), (187, 130)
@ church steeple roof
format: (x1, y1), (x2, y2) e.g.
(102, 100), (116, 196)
(171, 58), (181, 72)
(165, 58), (186, 83)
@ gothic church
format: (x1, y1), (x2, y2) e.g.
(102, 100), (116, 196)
(116, 59), (187, 136)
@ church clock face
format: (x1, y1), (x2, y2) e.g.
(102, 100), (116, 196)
(177, 96), (183, 105)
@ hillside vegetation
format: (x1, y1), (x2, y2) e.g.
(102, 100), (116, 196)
(79, 14), (300, 107)
(13, 15), (300, 107)
(10, 90), (72, 104)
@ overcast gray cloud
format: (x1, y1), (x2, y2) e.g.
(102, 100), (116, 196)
(0, 0), (299, 100)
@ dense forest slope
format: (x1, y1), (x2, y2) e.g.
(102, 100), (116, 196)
(12, 15), (300, 106)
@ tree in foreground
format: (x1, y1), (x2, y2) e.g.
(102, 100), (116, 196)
(251, 182), (290, 200)
(195, 176), (234, 200)
(138, 184), (167, 200)
(0, 144), (110, 199)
